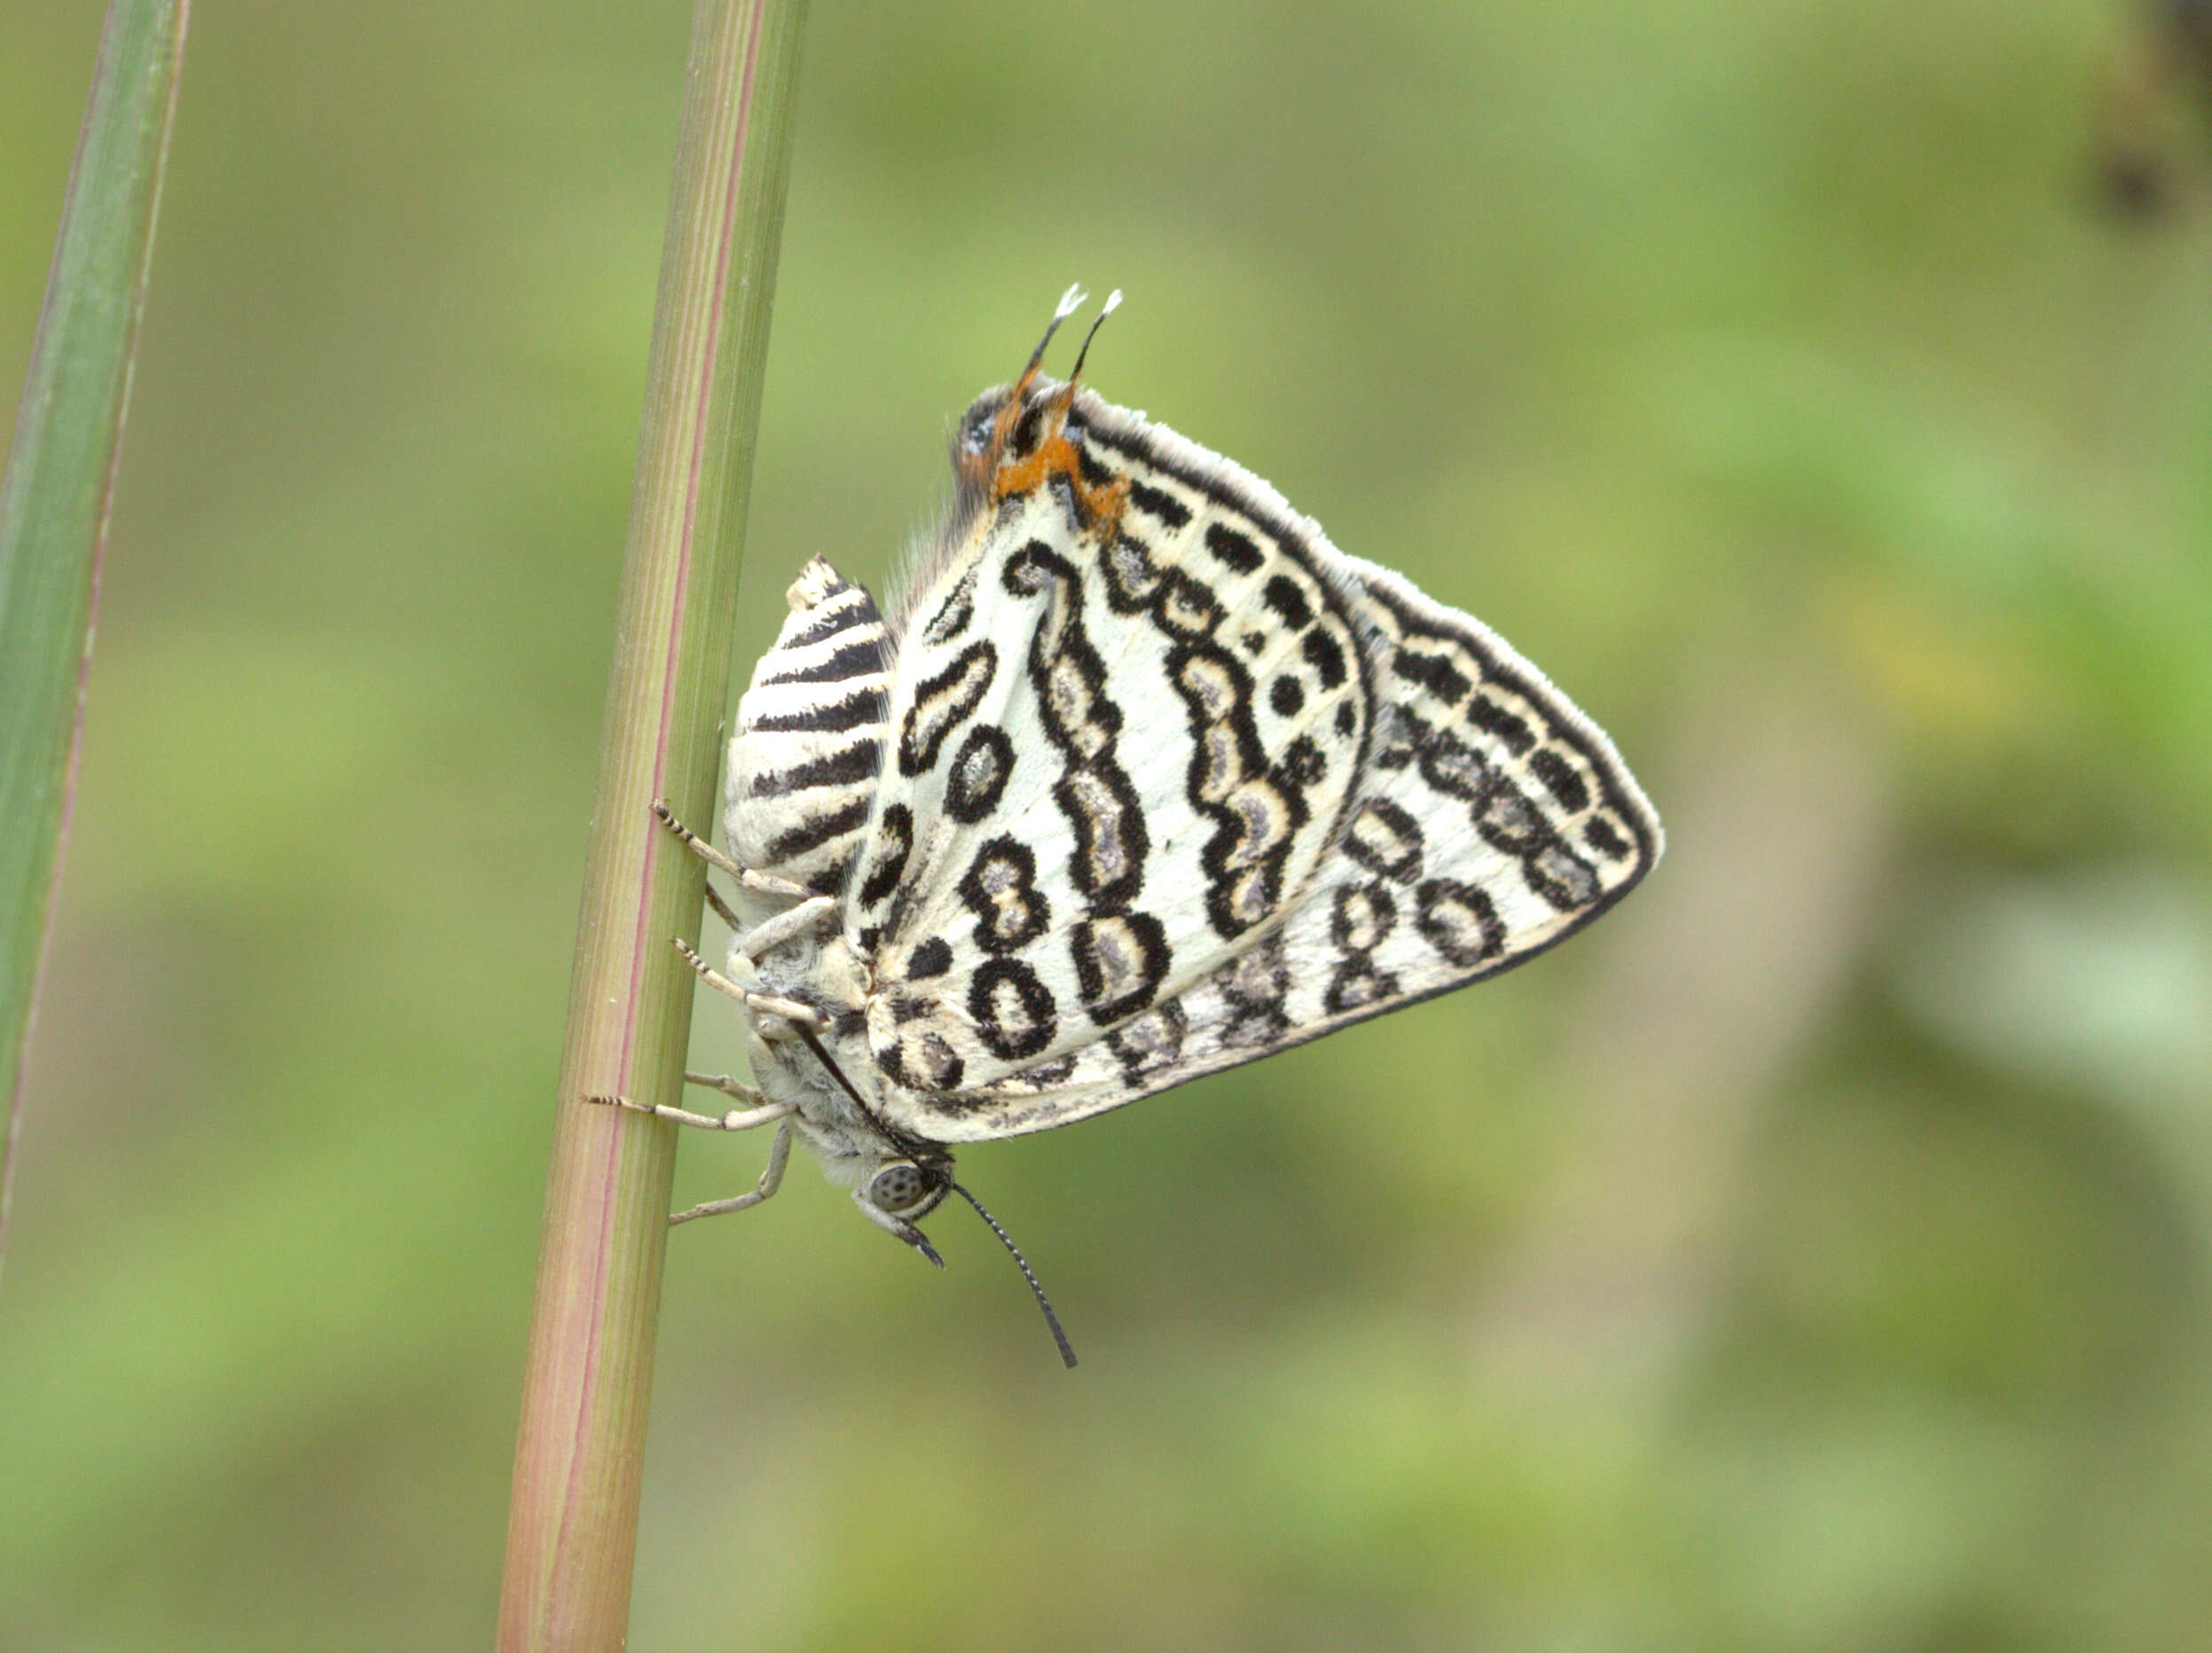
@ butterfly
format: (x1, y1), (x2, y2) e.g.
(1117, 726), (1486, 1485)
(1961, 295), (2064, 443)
(599, 287), (1662, 1365)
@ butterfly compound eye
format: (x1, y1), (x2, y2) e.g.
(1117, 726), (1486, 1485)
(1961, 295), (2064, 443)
(867, 1161), (933, 1216)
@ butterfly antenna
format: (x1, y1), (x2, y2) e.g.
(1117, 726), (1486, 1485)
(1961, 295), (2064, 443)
(1067, 287), (1122, 385)
(1021, 282), (1087, 382)
(987, 284), (1090, 466)
(951, 1181), (1078, 1368)
(794, 1021), (869, 1109)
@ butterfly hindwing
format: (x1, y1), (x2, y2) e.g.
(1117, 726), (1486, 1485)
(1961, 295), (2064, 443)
(843, 385), (1660, 1143)
(724, 560), (894, 897)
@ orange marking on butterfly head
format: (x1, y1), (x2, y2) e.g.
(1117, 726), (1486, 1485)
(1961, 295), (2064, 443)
(990, 388), (1128, 538)
(984, 362), (1047, 472)
(960, 289), (1129, 536)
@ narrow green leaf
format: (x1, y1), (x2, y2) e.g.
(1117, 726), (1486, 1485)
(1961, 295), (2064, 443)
(0, 0), (191, 1275)
(497, 0), (808, 1645)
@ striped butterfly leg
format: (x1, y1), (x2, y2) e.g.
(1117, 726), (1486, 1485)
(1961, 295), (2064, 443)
(670, 936), (828, 1033)
(653, 796), (746, 879)
(587, 1068), (790, 1132)
(652, 797), (841, 962)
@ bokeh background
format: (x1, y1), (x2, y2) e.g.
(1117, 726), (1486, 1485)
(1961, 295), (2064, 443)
(8, 1), (2212, 1647)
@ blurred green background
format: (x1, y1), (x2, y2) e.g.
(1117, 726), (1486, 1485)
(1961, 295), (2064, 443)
(8, 1), (2212, 1647)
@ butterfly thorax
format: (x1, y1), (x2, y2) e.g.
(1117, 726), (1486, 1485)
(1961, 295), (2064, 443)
(732, 904), (958, 1227)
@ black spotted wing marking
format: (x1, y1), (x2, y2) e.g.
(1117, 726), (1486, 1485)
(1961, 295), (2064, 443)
(724, 558), (891, 895)
(845, 380), (1384, 1110)
(852, 386), (1659, 1144)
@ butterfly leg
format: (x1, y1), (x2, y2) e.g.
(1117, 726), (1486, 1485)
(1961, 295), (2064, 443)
(671, 937), (825, 1031)
(669, 1116), (796, 1225)
(652, 798), (743, 878)
(686, 1068), (768, 1102)
(731, 895), (839, 961)
(700, 879), (744, 933)
(654, 798), (815, 897)
(655, 798), (832, 939)
(587, 1085), (791, 1133)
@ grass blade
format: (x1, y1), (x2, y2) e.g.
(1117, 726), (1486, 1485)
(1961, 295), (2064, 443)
(0, 0), (191, 1280)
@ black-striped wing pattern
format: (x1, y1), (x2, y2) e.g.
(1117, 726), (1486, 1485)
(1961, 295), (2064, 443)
(722, 377), (1661, 1146)
(725, 560), (892, 896)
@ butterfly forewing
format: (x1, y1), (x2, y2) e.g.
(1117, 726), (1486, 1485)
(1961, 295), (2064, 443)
(845, 387), (1381, 1104)
(841, 385), (1660, 1143)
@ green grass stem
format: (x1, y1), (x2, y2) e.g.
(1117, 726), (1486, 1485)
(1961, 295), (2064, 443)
(495, 1), (807, 1646)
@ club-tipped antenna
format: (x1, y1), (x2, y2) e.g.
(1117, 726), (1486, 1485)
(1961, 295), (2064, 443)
(1019, 283), (1088, 382)
(951, 1181), (1078, 1368)
(1068, 287), (1122, 384)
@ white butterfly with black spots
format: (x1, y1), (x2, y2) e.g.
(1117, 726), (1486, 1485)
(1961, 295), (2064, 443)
(600, 288), (1662, 1365)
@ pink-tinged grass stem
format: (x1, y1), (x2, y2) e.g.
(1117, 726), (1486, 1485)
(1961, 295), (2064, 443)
(496, 1), (806, 1646)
